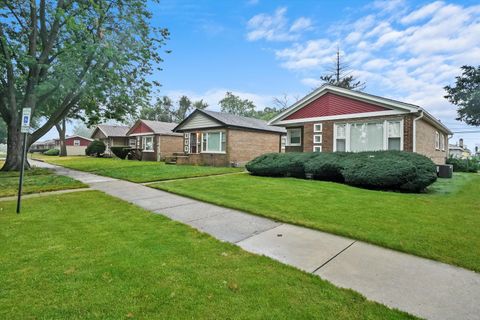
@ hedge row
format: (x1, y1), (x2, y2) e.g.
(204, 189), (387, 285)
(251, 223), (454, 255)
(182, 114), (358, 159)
(85, 140), (106, 157)
(43, 148), (59, 156)
(246, 151), (438, 192)
(446, 157), (479, 173)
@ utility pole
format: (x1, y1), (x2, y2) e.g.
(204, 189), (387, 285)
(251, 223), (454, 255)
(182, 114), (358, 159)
(336, 46), (340, 83)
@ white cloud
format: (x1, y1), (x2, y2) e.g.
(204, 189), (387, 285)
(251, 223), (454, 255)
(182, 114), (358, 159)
(401, 1), (445, 24)
(290, 17), (313, 32)
(246, 7), (312, 42)
(246, 1), (480, 147)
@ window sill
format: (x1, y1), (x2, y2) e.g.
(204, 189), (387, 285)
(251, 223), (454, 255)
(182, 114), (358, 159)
(286, 144), (301, 147)
(201, 151), (226, 154)
(143, 150), (154, 153)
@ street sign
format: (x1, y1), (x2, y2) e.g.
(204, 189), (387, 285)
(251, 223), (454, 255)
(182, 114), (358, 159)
(21, 108), (31, 133)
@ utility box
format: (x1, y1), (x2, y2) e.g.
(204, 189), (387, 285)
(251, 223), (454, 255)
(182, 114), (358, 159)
(437, 164), (453, 179)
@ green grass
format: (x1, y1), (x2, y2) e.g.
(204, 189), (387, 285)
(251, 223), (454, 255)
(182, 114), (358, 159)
(151, 173), (480, 272)
(0, 191), (414, 319)
(33, 155), (243, 182)
(0, 165), (86, 197)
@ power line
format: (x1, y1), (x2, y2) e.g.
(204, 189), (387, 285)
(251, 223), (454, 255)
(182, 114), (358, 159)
(451, 131), (480, 134)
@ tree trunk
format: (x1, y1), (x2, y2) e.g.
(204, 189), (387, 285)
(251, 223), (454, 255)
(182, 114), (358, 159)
(55, 118), (67, 157)
(1, 118), (30, 171)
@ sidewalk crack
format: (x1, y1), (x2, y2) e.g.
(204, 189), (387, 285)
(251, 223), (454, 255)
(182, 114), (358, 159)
(312, 241), (357, 273)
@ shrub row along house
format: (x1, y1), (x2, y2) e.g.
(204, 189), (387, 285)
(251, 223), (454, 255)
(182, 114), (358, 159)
(87, 85), (451, 166)
(269, 85), (452, 164)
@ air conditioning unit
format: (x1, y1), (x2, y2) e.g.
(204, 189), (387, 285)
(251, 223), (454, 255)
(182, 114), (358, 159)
(437, 164), (453, 178)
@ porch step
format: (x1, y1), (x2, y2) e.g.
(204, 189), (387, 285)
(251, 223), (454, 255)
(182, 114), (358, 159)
(165, 155), (189, 165)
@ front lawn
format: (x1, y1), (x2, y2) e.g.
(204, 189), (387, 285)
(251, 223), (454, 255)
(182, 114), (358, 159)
(151, 173), (480, 272)
(0, 165), (86, 197)
(33, 155), (242, 182)
(0, 191), (413, 319)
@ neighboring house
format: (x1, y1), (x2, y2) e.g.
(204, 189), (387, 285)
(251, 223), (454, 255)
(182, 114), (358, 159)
(30, 139), (57, 152)
(90, 124), (130, 155)
(57, 135), (93, 156)
(269, 85), (452, 165)
(173, 109), (286, 166)
(449, 139), (471, 159)
(126, 119), (183, 161)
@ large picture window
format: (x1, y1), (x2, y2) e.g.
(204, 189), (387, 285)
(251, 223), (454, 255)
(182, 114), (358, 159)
(334, 120), (403, 152)
(202, 131), (226, 153)
(143, 136), (154, 151)
(287, 128), (302, 146)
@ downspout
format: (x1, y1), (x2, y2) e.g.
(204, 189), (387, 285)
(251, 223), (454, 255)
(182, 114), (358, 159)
(412, 111), (424, 153)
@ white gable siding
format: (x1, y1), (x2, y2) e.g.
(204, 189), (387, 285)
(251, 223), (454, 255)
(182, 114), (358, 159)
(179, 112), (222, 130)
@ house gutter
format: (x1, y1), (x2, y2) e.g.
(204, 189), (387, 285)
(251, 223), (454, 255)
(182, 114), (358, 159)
(412, 111), (424, 153)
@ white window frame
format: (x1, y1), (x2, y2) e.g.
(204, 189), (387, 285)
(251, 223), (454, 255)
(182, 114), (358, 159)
(286, 128), (302, 146)
(73, 139), (80, 146)
(201, 131), (226, 154)
(313, 145), (322, 152)
(142, 136), (154, 152)
(333, 120), (404, 152)
(440, 133), (445, 151)
(313, 123), (323, 133)
(313, 134), (322, 144)
(435, 131), (440, 150)
(129, 138), (136, 148)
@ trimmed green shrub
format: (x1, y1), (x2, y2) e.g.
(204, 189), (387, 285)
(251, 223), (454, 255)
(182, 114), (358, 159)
(246, 152), (317, 178)
(304, 152), (349, 182)
(446, 157), (479, 172)
(43, 148), (59, 156)
(110, 146), (132, 160)
(85, 140), (106, 157)
(246, 151), (438, 192)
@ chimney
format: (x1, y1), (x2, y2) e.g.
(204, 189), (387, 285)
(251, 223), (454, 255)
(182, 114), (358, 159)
(459, 138), (464, 148)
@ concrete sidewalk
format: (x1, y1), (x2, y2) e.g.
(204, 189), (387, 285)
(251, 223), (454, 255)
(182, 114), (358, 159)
(32, 160), (480, 320)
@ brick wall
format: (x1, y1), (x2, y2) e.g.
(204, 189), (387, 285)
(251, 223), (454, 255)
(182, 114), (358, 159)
(415, 118), (447, 164)
(159, 135), (184, 160)
(227, 129), (282, 165)
(298, 114), (411, 153)
(176, 153), (229, 166)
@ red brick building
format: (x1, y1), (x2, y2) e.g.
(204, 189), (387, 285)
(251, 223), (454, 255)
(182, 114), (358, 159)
(269, 85), (452, 164)
(174, 109), (286, 166)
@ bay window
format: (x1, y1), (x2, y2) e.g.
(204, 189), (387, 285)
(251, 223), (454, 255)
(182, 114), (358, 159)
(201, 131), (226, 153)
(142, 136), (154, 151)
(334, 120), (403, 152)
(287, 128), (302, 146)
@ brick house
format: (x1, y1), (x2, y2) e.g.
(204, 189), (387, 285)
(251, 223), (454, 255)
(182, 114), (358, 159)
(173, 109), (286, 166)
(126, 119), (183, 161)
(90, 124), (131, 156)
(269, 85), (452, 164)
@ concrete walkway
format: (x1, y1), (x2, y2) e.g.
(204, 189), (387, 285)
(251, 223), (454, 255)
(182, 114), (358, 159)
(31, 160), (480, 320)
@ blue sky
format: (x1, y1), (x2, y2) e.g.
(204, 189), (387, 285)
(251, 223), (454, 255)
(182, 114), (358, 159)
(56, 0), (480, 150)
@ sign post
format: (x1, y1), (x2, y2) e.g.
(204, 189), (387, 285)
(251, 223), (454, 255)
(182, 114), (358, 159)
(17, 108), (31, 214)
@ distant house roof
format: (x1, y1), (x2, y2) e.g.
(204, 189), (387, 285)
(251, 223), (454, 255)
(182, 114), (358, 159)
(126, 119), (182, 136)
(174, 109), (286, 134)
(64, 135), (93, 142)
(93, 124), (130, 138)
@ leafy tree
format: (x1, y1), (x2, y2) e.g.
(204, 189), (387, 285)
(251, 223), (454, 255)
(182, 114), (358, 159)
(140, 96), (175, 122)
(139, 96), (208, 123)
(219, 92), (256, 117)
(85, 140), (106, 157)
(72, 121), (93, 138)
(444, 65), (480, 126)
(55, 118), (68, 157)
(0, 1), (168, 171)
(319, 48), (365, 91)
